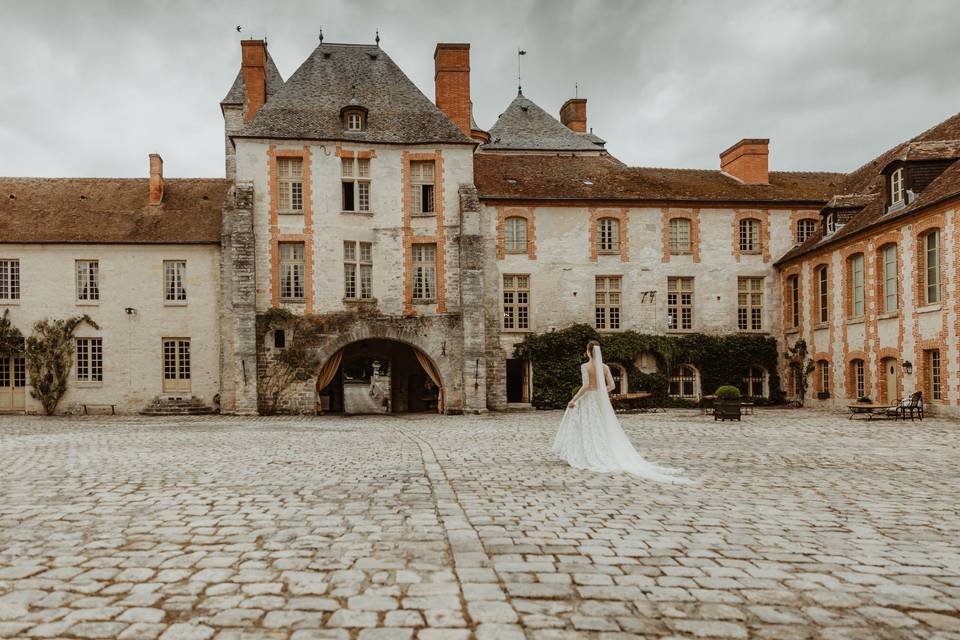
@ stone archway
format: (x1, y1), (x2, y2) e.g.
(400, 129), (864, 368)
(309, 316), (460, 414)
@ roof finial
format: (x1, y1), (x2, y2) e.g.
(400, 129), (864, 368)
(319, 27), (324, 43)
(375, 29), (380, 46)
(575, 82), (578, 98)
(517, 48), (527, 95)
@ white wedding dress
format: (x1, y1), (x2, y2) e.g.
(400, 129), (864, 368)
(552, 346), (691, 483)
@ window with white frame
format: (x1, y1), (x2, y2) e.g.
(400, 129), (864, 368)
(667, 276), (693, 330)
(595, 275), (621, 330)
(412, 244), (436, 301)
(923, 229), (941, 304)
(737, 277), (764, 331)
(0, 259), (20, 301)
(343, 109), (365, 131)
(410, 161), (436, 215)
(797, 218), (817, 243)
(504, 217), (527, 253)
(502, 274), (530, 330)
(341, 158), (371, 212)
(890, 168), (905, 205)
(788, 275), (800, 328)
(851, 359), (865, 399)
(825, 212), (837, 235)
(279, 242), (305, 301)
(277, 157), (304, 213)
(162, 338), (191, 393)
(817, 265), (829, 323)
(76, 260), (99, 302)
(739, 218), (760, 253)
(668, 218), (691, 254)
(742, 365), (766, 398)
(882, 245), (898, 312)
(76, 337), (102, 383)
(597, 218), (620, 254)
(926, 349), (942, 401)
(848, 253), (864, 317)
(818, 360), (830, 395)
(164, 260), (187, 302)
(344, 241), (373, 300)
(669, 364), (698, 399)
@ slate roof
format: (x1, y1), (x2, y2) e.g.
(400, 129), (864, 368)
(0, 179), (229, 244)
(482, 93), (604, 152)
(221, 49), (286, 106)
(777, 111), (960, 264)
(234, 43), (473, 145)
(474, 154), (841, 203)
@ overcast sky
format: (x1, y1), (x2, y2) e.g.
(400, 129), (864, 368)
(2, 0), (959, 178)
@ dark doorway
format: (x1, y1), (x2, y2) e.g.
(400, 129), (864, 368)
(506, 358), (529, 403)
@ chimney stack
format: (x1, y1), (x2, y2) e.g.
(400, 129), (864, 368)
(720, 138), (769, 185)
(560, 98), (587, 133)
(149, 154), (164, 204)
(241, 40), (267, 123)
(434, 43), (472, 137)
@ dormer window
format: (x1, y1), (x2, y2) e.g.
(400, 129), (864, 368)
(825, 212), (837, 235)
(341, 107), (367, 131)
(890, 168), (905, 205)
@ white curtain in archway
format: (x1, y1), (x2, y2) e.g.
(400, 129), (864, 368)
(414, 350), (444, 414)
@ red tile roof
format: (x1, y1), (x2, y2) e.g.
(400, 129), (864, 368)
(0, 178), (229, 244)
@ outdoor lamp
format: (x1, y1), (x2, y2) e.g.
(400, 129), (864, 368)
(902, 360), (913, 375)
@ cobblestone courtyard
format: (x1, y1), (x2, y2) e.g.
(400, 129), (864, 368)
(1, 410), (959, 640)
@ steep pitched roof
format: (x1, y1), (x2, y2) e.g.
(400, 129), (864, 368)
(220, 49), (285, 106)
(0, 178), (229, 244)
(777, 111), (960, 264)
(474, 154), (840, 203)
(233, 43), (473, 145)
(482, 93), (604, 152)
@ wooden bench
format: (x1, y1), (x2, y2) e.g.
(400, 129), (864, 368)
(611, 392), (655, 413)
(82, 403), (116, 415)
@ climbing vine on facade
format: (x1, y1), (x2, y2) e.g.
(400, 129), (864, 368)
(24, 315), (98, 415)
(513, 324), (783, 409)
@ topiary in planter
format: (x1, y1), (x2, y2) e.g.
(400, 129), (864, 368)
(715, 386), (741, 401)
(714, 385), (742, 421)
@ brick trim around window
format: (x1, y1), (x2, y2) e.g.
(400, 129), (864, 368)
(268, 145), (313, 312)
(661, 208), (701, 263)
(497, 207), (537, 260)
(402, 151), (445, 315)
(589, 208), (629, 262)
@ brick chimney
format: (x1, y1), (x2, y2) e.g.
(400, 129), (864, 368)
(434, 43), (471, 137)
(149, 154), (164, 204)
(720, 138), (769, 185)
(241, 39), (267, 123)
(560, 98), (587, 133)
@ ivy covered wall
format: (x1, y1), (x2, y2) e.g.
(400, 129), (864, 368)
(512, 324), (783, 409)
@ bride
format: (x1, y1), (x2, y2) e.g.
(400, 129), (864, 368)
(552, 341), (690, 483)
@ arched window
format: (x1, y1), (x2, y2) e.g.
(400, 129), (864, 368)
(848, 253), (864, 317)
(669, 364), (699, 399)
(788, 275), (800, 328)
(608, 364), (628, 395)
(850, 359), (866, 399)
(742, 365), (766, 399)
(817, 360), (830, 397)
(922, 229), (941, 304)
(668, 218), (691, 254)
(880, 244), (898, 312)
(796, 219), (817, 243)
(816, 265), (829, 323)
(739, 218), (760, 253)
(597, 218), (620, 253)
(504, 217), (527, 253)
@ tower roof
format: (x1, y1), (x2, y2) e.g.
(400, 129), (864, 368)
(220, 48), (286, 106)
(233, 43), (474, 145)
(482, 93), (604, 152)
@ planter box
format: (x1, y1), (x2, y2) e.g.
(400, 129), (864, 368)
(714, 401), (742, 421)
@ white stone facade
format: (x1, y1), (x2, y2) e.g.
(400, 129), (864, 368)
(0, 244), (221, 414)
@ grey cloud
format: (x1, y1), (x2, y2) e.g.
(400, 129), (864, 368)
(1, 0), (958, 177)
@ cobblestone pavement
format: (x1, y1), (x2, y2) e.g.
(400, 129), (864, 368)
(1, 409), (959, 640)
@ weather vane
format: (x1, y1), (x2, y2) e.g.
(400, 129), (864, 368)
(517, 48), (527, 94)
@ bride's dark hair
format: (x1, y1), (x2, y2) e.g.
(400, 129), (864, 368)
(585, 340), (600, 355)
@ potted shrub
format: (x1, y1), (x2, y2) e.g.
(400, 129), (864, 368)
(714, 385), (742, 421)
